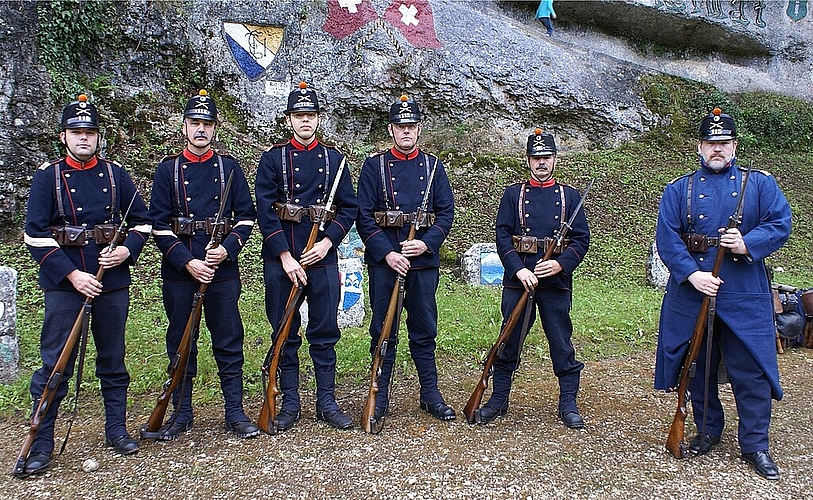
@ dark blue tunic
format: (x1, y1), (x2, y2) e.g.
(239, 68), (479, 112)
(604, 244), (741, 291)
(496, 179), (589, 291)
(150, 149), (255, 282)
(25, 156), (151, 291)
(356, 147), (454, 269)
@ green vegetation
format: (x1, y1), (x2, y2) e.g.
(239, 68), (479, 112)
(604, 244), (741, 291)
(2, 76), (811, 417)
(36, 0), (124, 103)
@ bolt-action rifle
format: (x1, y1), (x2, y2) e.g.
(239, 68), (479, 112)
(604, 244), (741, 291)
(13, 192), (138, 477)
(362, 156), (439, 434)
(140, 171), (234, 440)
(257, 158), (346, 434)
(463, 179), (593, 424)
(665, 165), (751, 459)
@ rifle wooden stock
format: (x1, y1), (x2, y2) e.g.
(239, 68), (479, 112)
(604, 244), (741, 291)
(664, 294), (711, 459)
(463, 291), (530, 424)
(12, 287), (96, 476)
(140, 284), (206, 439)
(362, 276), (405, 433)
(665, 166), (751, 459)
(361, 216), (418, 434)
(257, 223), (319, 434)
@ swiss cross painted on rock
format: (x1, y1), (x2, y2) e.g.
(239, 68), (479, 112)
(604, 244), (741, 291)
(323, 0), (442, 49)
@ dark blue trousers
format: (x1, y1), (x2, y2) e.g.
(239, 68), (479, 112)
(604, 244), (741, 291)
(263, 262), (342, 411)
(689, 317), (773, 454)
(163, 278), (248, 423)
(368, 265), (443, 406)
(486, 286), (583, 413)
(29, 288), (130, 454)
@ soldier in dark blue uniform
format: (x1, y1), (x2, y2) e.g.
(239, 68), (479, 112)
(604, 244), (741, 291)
(21, 95), (151, 476)
(150, 90), (259, 440)
(255, 82), (357, 431)
(356, 95), (456, 424)
(479, 129), (589, 428)
(655, 109), (792, 480)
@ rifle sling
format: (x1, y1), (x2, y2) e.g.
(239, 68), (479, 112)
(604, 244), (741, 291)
(59, 302), (92, 455)
(512, 289), (537, 373)
(700, 296), (716, 441)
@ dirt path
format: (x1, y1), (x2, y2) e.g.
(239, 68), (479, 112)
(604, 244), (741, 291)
(2, 349), (811, 499)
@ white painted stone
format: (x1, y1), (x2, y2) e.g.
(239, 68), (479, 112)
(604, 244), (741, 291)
(460, 243), (504, 286)
(646, 240), (670, 290)
(0, 266), (19, 383)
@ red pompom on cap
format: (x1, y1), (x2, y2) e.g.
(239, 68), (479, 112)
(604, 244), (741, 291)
(712, 107), (722, 116)
(299, 81), (308, 89)
(534, 128), (542, 135)
(400, 94), (409, 102)
(78, 94), (88, 102)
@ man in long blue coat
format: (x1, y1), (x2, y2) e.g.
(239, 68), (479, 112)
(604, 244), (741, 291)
(356, 95), (456, 429)
(655, 108), (792, 480)
(478, 129), (589, 428)
(21, 95), (151, 476)
(255, 82), (357, 431)
(150, 90), (258, 440)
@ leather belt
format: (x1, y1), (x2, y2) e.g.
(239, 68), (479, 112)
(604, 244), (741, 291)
(373, 210), (435, 228)
(50, 224), (127, 246)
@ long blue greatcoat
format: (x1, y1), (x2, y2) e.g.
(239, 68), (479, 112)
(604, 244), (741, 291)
(654, 163), (792, 400)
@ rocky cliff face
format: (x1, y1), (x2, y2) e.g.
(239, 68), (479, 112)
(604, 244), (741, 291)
(1, 0), (811, 235)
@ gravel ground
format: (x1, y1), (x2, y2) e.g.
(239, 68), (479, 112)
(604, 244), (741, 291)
(2, 349), (812, 499)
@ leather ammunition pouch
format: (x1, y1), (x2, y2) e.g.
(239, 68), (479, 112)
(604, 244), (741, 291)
(51, 224), (127, 246)
(681, 233), (719, 253)
(274, 202), (305, 223)
(511, 235), (538, 254)
(373, 210), (435, 229)
(307, 204), (336, 224)
(273, 202), (336, 224)
(512, 235), (570, 255)
(170, 216), (195, 236)
(169, 217), (232, 236)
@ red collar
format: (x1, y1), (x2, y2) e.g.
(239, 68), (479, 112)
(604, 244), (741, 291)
(529, 177), (556, 188)
(390, 147), (419, 161)
(65, 155), (98, 170)
(291, 138), (319, 151)
(182, 148), (214, 163)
